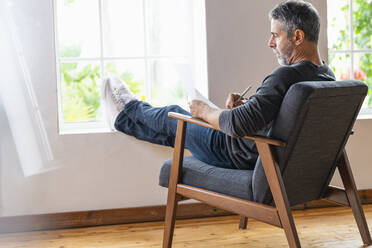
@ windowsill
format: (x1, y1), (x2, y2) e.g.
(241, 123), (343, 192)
(357, 113), (372, 120)
(59, 121), (116, 135)
(59, 127), (116, 135)
(357, 107), (372, 120)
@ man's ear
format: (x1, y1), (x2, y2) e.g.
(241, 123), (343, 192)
(293, 29), (305, 45)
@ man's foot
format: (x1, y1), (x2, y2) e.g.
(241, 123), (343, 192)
(101, 77), (137, 130)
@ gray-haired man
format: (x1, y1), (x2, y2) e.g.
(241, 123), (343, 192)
(102, 0), (335, 170)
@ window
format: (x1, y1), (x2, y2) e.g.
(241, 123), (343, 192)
(54, 0), (208, 133)
(327, 0), (372, 115)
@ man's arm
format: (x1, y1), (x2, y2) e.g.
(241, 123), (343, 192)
(189, 67), (293, 137)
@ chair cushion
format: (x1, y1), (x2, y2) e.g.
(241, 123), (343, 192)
(159, 156), (254, 200)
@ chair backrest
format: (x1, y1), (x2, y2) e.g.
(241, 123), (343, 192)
(252, 80), (368, 206)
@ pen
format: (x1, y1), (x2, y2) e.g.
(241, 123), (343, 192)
(237, 85), (252, 101)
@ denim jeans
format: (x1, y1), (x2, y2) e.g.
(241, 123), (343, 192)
(114, 100), (236, 169)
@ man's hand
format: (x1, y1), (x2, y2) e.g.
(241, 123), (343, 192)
(189, 99), (209, 119)
(188, 100), (224, 129)
(225, 93), (245, 109)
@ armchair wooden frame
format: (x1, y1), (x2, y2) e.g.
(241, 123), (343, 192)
(162, 112), (372, 248)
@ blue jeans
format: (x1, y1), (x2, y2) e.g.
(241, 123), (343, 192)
(114, 100), (236, 169)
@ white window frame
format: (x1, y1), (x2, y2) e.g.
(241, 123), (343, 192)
(53, 0), (208, 134)
(328, 0), (372, 117)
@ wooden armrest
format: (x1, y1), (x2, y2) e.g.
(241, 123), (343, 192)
(168, 112), (286, 147)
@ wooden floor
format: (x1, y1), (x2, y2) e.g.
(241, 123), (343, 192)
(0, 205), (371, 248)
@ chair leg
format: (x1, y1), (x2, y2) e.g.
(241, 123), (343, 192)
(256, 142), (301, 248)
(239, 216), (248, 229)
(338, 149), (372, 245)
(163, 120), (187, 248)
(163, 191), (180, 248)
(279, 209), (301, 248)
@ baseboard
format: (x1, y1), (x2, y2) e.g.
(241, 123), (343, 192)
(292, 189), (372, 210)
(0, 203), (231, 234)
(1, 189), (371, 234)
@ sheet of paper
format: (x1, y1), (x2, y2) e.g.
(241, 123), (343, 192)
(175, 63), (219, 109)
(193, 88), (219, 109)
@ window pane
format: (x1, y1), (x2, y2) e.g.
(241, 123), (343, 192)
(104, 60), (146, 100)
(327, 0), (350, 50)
(146, 0), (193, 56)
(57, 0), (100, 58)
(60, 62), (102, 122)
(354, 53), (372, 107)
(102, 0), (145, 57)
(353, 0), (372, 50)
(328, 53), (352, 80)
(150, 59), (188, 109)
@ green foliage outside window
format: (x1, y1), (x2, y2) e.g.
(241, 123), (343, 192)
(60, 45), (187, 122)
(60, 45), (144, 122)
(58, 0), (190, 124)
(61, 62), (101, 122)
(354, 0), (372, 105)
(329, 0), (372, 106)
(60, 44), (100, 122)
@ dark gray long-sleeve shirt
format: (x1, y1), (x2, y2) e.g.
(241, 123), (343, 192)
(218, 60), (335, 170)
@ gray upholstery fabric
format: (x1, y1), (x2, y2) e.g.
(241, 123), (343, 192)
(252, 80), (367, 206)
(159, 156), (254, 200)
(159, 81), (367, 207)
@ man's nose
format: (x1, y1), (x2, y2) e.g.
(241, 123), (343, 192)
(268, 37), (276, 48)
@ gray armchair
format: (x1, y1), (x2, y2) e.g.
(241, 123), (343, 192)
(159, 80), (372, 248)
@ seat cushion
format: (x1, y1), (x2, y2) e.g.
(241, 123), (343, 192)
(159, 156), (254, 200)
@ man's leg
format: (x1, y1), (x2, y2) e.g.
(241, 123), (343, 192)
(115, 100), (235, 169)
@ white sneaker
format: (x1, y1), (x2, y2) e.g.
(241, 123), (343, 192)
(101, 77), (137, 130)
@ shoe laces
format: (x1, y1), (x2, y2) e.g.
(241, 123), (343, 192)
(111, 88), (127, 106)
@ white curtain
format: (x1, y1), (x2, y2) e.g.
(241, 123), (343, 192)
(0, 1), (57, 176)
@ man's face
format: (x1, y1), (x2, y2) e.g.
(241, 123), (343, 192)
(268, 19), (295, 65)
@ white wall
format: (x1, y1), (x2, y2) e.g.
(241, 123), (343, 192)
(0, 0), (371, 217)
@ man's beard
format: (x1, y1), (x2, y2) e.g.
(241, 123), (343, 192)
(273, 41), (295, 66)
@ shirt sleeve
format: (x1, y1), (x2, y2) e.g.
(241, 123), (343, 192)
(218, 67), (294, 137)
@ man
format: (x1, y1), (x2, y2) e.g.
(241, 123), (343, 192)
(101, 0), (335, 170)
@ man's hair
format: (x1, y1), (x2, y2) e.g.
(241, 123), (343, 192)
(269, 0), (320, 43)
